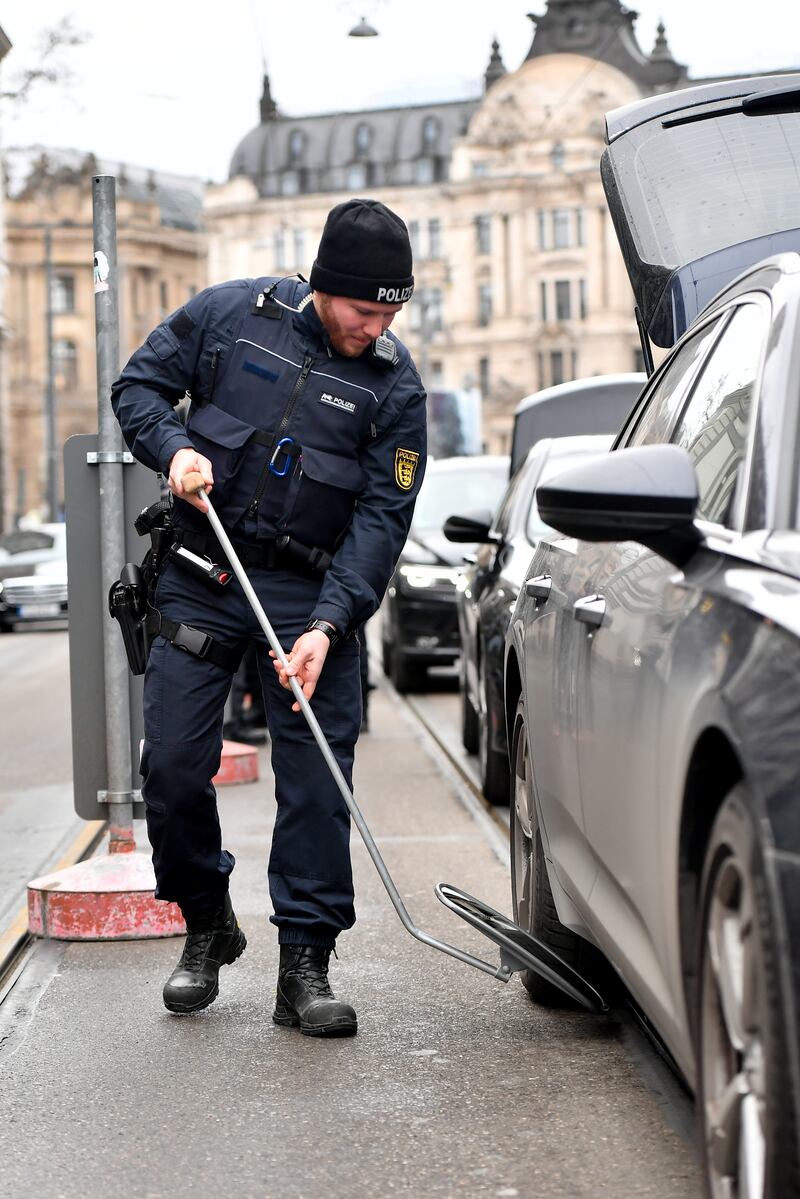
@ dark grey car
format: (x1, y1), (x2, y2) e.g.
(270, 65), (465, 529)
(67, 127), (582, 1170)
(505, 75), (800, 1197)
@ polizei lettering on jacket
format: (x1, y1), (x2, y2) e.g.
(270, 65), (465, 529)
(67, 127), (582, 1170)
(376, 285), (414, 303)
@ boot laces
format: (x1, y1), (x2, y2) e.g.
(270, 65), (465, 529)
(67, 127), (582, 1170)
(293, 951), (333, 997)
(180, 931), (213, 970)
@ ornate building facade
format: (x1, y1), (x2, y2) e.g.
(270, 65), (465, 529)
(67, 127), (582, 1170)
(206, 1), (691, 451)
(2, 153), (204, 523)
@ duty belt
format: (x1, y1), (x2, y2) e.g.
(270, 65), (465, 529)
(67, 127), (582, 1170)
(174, 528), (332, 578)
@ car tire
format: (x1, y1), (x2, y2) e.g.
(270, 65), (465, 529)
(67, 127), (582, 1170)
(0, 623), (13, 634)
(459, 653), (479, 754)
(478, 655), (509, 806)
(510, 695), (583, 1005)
(390, 649), (426, 694)
(696, 785), (799, 1199)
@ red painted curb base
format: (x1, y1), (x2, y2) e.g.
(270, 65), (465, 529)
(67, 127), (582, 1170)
(27, 851), (185, 940)
(213, 739), (260, 786)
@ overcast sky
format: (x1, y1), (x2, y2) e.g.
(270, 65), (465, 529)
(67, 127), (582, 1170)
(0, 0), (798, 183)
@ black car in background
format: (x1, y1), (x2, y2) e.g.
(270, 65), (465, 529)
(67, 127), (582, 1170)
(381, 455), (508, 692)
(446, 435), (611, 804)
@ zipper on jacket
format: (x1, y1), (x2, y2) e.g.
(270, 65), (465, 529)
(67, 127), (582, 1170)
(208, 347), (222, 404)
(248, 354), (313, 518)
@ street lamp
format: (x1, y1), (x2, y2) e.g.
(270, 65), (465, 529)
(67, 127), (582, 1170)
(348, 16), (378, 36)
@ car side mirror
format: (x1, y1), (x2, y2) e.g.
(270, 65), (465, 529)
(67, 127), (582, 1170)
(535, 444), (703, 567)
(443, 510), (499, 544)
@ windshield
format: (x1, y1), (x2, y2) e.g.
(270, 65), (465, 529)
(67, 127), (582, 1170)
(613, 108), (800, 269)
(414, 463), (508, 531)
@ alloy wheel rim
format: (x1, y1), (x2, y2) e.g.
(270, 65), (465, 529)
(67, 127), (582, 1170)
(701, 851), (766, 1198)
(511, 719), (534, 933)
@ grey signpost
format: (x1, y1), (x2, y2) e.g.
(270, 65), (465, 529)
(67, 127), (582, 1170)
(64, 176), (156, 834)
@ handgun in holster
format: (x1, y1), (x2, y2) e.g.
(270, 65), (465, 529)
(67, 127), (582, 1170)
(108, 562), (150, 676)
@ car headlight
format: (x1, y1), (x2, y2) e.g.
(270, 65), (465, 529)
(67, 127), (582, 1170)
(398, 563), (462, 590)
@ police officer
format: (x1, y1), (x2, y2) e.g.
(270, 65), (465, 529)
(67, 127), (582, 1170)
(112, 199), (426, 1035)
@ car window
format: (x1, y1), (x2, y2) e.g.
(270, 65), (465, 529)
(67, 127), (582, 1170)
(493, 466), (526, 539)
(670, 302), (769, 527)
(413, 464), (509, 530)
(625, 315), (724, 448)
(526, 444), (612, 541)
(0, 530), (56, 554)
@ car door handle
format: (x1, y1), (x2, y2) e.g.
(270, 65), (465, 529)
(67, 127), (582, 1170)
(525, 574), (552, 601)
(573, 594), (606, 627)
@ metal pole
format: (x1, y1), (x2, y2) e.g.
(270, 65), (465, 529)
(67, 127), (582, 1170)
(93, 175), (135, 852)
(44, 228), (58, 520)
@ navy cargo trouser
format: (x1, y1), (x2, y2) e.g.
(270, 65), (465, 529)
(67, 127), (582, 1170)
(140, 558), (361, 949)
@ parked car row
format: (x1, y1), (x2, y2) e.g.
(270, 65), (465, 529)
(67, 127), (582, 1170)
(381, 71), (800, 1197)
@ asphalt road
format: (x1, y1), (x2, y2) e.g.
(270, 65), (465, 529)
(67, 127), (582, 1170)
(0, 628), (702, 1197)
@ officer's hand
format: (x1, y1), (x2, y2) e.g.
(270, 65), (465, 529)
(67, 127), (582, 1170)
(168, 448), (214, 512)
(270, 631), (330, 711)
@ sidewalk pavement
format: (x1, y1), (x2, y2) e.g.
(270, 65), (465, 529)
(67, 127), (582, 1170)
(0, 686), (701, 1199)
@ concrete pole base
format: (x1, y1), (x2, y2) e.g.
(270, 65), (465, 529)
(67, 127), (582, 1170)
(27, 851), (185, 940)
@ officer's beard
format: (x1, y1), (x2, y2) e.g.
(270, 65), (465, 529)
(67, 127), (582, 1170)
(314, 293), (370, 359)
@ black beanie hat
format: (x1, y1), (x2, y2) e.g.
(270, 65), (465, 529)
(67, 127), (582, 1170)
(310, 198), (414, 304)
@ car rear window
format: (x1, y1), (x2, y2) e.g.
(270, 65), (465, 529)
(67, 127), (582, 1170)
(613, 109), (800, 269)
(414, 465), (508, 530)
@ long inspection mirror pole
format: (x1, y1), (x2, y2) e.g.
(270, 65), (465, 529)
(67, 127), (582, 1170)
(180, 472), (508, 981)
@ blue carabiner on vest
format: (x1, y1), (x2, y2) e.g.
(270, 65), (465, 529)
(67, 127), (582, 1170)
(269, 436), (296, 478)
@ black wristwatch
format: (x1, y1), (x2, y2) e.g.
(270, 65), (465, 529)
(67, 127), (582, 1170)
(304, 618), (340, 649)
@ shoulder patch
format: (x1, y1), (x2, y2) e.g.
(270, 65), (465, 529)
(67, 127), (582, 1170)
(395, 447), (420, 491)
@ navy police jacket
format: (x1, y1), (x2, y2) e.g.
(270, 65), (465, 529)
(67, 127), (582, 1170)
(111, 276), (427, 633)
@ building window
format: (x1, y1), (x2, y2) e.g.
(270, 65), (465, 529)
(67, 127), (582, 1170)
(274, 229), (286, 271)
(415, 157), (434, 184)
(51, 274), (75, 315)
(633, 347), (646, 374)
(472, 161), (488, 178)
(422, 116), (440, 150)
(537, 352), (546, 390)
(553, 210), (571, 249)
(540, 281), (548, 322)
(346, 163), (367, 189)
(479, 356), (490, 397)
(538, 210), (548, 250)
(478, 283), (493, 327)
(159, 281), (169, 312)
(289, 129), (305, 161)
(579, 278), (588, 320)
(550, 350), (564, 386)
(355, 123), (372, 155)
(576, 208), (586, 246)
(410, 287), (443, 334)
(555, 280), (571, 321)
(408, 220), (420, 257)
(281, 171), (299, 196)
(53, 339), (78, 390)
(551, 141), (566, 170)
(430, 360), (444, 383)
(293, 229), (306, 267)
(428, 218), (441, 260)
(475, 214), (491, 256)
(571, 350), (578, 379)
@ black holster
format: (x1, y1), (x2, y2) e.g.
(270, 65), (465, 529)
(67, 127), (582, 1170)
(108, 562), (150, 675)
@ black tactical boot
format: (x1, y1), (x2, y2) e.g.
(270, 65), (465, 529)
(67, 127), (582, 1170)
(273, 945), (358, 1036)
(163, 894), (247, 1014)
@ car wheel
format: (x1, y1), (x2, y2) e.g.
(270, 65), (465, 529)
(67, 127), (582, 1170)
(697, 785), (799, 1198)
(478, 655), (509, 805)
(0, 623), (13, 634)
(510, 695), (582, 1005)
(459, 652), (479, 753)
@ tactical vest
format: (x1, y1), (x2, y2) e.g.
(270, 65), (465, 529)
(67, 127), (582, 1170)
(181, 278), (397, 553)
